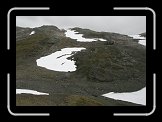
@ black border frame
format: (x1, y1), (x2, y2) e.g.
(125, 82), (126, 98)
(7, 7), (156, 117)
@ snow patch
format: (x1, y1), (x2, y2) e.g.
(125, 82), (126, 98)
(129, 34), (146, 46)
(65, 29), (107, 42)
(36, 47), (86, 72)
(16, 89), (49, 95)
(102, 87), (146, 105)
(29, 31), (35, 35)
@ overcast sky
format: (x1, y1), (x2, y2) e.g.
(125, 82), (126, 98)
(16, 16), (146, 35)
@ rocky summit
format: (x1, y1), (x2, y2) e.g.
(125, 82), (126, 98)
(16, 25), (146, 106)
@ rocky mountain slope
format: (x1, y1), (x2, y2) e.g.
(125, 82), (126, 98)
(140, 32), (146, 37)
(16, 25), (146, 106)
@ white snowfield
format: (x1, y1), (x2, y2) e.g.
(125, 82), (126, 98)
(29, 31), (35, 35)
(65, 29), (107, 42)
(129, 34), (146, 46)
(16, 89), (49, 95)
(102, 87), (146, 105)
(36, 47), (86, 72)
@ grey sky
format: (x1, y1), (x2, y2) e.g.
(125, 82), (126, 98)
(16, 16), (146, 35)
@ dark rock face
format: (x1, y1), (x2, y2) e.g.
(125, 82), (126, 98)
(16, 25), (65, 41)
(16, 25), (146, 106)
(34, 25), (65, 37)
(16, 26), (33, 41)
(73, 45), (145, 84)
(140, 32), (146, 37)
